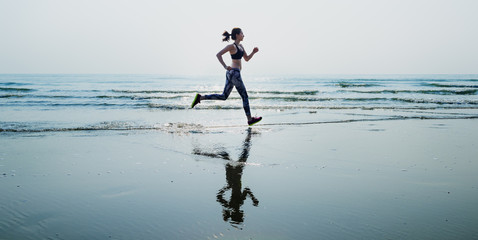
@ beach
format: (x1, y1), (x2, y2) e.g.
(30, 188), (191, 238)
(1, 118), (478, 239)
(1, 74), (478, 239)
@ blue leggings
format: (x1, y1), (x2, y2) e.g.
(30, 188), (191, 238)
(204, 68), (251, 117)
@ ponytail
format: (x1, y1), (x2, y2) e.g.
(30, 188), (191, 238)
(221, 28), (242, 42)
(222, 31), (231, 42)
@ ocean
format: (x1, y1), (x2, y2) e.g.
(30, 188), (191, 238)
(1, 74), (478, 133)
(1, 74), (478, 239)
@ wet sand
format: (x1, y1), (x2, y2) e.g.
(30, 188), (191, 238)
(1, 118), (478, 239)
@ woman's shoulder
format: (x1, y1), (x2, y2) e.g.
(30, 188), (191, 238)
(224, 43), (236, 50)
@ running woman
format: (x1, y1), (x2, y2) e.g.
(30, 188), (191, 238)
(191, 28), (262, 126)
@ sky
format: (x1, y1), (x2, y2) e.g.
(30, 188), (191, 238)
(1, 0), (477, 75)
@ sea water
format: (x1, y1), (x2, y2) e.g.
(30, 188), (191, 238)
(2, 74), (478, 239)
(1, 74), (477, 132)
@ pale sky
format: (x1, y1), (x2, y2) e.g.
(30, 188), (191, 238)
(1, 0), (477, 75)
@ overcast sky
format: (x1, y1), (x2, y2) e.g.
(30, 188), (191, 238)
(1, 0), (477, 75)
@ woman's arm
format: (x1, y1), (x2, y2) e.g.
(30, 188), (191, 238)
(243, 46), (259, 62)
(216, 44), (234, 70)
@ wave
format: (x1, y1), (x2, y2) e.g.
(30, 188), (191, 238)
(249, 90), (319, 95)
(337, 82), (381, 88)
(1, 94), (25, 98)
(254, 96), (478, 105)
(112, 89), (197, 94)
(261, 115), (478, 126)
(97, 95), (185, 100)
(112, 89), (320, 96)
(0, 94), (82, 99)
(125, 88), (478, 96)
(0, 87), (35, 92)
(0, 94), (186, 100)
(0, 102), (145, 108)
(0, 82), (31, 86)
(389, 98), (478, 105)
(3, 115), (478, 134)
(0, 122), (208, 134)
(148, 103), (478, 111)
(3, 97), (478, 109)
(343, 89), (477, 95)
(422, 83), (478, 88)
(0, 124), (159, 133)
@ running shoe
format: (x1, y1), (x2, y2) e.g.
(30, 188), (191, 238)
(191, 93), (201, 108)
(248, 116), (262, 126)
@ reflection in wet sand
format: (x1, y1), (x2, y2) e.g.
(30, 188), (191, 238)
(193, 128), (259, 228)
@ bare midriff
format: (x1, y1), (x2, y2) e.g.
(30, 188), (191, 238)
(231, 59), (242, 70)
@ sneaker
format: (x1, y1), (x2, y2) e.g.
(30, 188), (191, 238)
(248, 116), (262, 126)
(191, 93), (201, 108)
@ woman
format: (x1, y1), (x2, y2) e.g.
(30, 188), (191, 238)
(191, 28), (262, 126)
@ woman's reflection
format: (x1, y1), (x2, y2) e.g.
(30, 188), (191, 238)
(192, 128), (259, 228)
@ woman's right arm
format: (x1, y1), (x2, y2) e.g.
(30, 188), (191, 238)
(216, 44), (233, 70)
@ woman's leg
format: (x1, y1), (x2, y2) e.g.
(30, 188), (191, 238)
(229, 70), (251, 118)
(203, 71), (234, 101)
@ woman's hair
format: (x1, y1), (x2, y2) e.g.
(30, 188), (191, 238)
(222, 28), (242, 42)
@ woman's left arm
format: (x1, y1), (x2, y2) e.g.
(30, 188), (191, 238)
(243, 46), (259, 62)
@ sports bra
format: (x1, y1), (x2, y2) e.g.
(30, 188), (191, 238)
(230, 43), (244, 60)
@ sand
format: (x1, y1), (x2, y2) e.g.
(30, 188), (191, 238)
(1, 118), (478, 239)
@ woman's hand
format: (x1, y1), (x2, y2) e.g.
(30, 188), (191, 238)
(226, 66), (232, 71)
(244, 47), (259, 62)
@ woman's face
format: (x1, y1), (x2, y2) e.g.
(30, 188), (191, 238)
(237, 31), (244, 41)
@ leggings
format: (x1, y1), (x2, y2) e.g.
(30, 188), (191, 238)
(204, 68), (251, 117)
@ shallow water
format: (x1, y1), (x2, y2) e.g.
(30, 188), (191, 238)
(1, 119), (478, 239)
(1, 74), (478, 239)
